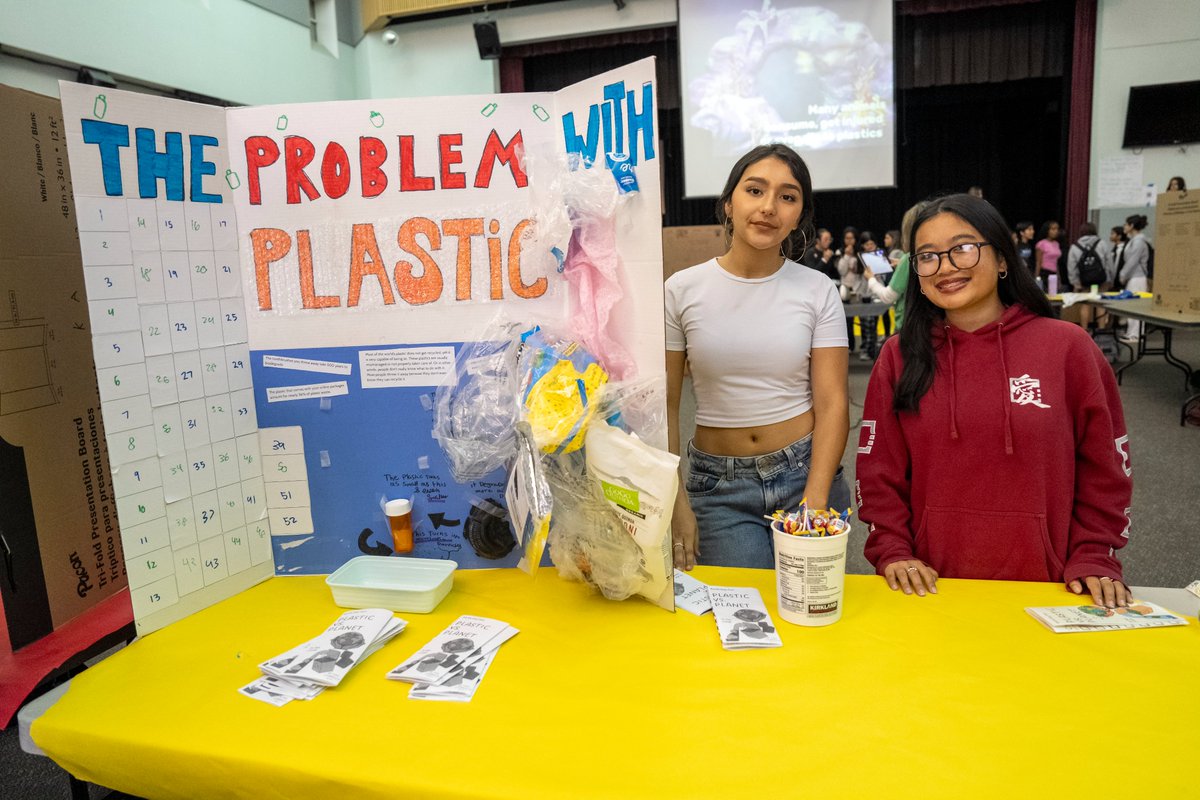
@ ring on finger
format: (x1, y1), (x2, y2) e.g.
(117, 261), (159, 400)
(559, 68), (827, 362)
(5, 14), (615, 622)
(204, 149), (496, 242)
(673, 542), (685, 549)
(906, 566), (919, 573)
(1099, 576), (1113, 582)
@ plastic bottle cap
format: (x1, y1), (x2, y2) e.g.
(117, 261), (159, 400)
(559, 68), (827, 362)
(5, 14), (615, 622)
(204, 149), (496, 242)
(384, 498), (412, 516)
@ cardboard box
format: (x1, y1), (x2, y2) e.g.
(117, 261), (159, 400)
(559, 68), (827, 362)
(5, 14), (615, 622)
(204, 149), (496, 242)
(0, 84), (132, 723)
(1152, 191), (1200, 314)
(662, 225), (725, 280)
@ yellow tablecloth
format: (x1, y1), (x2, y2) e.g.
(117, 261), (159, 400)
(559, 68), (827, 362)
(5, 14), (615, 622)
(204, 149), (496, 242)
(33, 568), (1199, 799)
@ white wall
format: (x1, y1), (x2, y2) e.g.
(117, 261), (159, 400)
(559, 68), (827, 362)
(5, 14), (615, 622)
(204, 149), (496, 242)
(0, 0), (359, 104)
(1089, 0), (1200, 213)
(356, 0), (676, 99)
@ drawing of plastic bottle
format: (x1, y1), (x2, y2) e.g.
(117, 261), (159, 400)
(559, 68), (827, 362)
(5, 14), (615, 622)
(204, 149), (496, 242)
(276, 114), (288, 131)
(225, 170), (241, 190)
(369, 111), (385, 128)
(480, 102), (498, 118)
(531, 104), (550, 122)
(93, 94), (107, 119)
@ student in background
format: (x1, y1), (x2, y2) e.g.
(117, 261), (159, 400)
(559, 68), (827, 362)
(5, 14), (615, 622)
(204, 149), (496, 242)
(1108, 226), (1128, 288)
(1118, 214), (1151, 343)
(1166, 176), (1186, 191)
(836, 226), (864, 354)
(1066, 222), (1112, 330)
(801, 227), (839, 281)
(861, 203), (924, 332)
(857, 194), (1132, 608)
(884, 230), (903, 262)
(665, 144), (850, 570)
(1035, 220), (1062, 290)
(852, 231), (883, 361)
(1014, 221), (1035, 274)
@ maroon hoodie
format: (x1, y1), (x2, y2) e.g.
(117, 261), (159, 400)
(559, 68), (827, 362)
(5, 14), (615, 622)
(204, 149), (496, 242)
(857, 304), (1131, 584)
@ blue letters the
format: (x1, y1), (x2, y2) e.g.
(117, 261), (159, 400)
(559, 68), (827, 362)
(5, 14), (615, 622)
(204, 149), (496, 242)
(80, 120), (130, 196)
(135, 128), (184, 201)
(189, 135), (221, 203)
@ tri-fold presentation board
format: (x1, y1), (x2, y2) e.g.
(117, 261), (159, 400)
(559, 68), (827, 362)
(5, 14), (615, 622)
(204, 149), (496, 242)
(58, 58), (664, 635)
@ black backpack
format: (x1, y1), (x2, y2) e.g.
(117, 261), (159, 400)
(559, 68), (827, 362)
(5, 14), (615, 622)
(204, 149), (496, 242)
(1073, 240), (1106, 287)
(1146, 242), (1155, 279)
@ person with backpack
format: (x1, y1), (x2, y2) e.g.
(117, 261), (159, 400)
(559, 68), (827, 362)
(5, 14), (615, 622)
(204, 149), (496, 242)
(1067, 222), (1113, 330)
(1118, 214), (1152, 343)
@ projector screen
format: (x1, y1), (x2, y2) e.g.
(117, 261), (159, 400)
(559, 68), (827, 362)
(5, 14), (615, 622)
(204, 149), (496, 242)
(679, 0), (895, 197)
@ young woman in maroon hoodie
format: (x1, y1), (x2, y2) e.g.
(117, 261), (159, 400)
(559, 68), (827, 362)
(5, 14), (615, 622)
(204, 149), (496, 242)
(856, 194), (1133, 608)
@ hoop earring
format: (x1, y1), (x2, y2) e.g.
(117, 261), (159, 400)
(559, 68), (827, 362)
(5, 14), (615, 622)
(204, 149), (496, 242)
(999, 270), (1008, 279)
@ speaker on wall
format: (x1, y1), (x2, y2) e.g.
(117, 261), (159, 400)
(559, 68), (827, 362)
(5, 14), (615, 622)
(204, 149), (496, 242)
(474, 20), (501, 60)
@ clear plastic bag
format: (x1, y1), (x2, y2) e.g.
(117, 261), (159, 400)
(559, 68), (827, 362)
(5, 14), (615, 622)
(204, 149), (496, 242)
(544, 450), (646, 600)
(516, 327), (608, 454)
(507, 422), (555, 575)
(594, 375), (668, 452)
(431, 317), (525, 482)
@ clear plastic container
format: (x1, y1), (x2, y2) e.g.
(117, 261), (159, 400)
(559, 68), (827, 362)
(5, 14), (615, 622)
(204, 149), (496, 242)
(325, 556), (457, 613)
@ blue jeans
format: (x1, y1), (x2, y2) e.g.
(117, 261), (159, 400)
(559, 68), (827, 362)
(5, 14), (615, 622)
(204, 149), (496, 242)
(686, 435), (851, 569)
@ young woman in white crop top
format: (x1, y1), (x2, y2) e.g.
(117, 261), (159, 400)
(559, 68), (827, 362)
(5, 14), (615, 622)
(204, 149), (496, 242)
(665, 144), (851, 570)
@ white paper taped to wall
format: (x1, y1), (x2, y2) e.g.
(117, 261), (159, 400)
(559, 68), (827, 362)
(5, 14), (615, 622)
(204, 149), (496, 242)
(359, 347), (455, 388)
(265, 381), (349, 403)
(263, 354), (353, 375)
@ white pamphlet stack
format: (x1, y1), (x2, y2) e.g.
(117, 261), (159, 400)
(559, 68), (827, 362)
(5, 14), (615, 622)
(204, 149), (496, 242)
(387, 615), (519, 702)
(240, 608), (407, 706)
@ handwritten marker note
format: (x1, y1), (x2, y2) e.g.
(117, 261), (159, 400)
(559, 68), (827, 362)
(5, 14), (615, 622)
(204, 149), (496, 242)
(133, 251), (166, 304)
(98, 364), (149, 402)
(102, 394), (154, 434)
(214, 250), (241, 298)
(90, 298), (141, 335)
(75, 196), (128, 232)
(269, 507), (314, 536)
(193, 489), (222, 540)
(207, 394), (236, 443)
(190, 250), (218, 299)
(161, 251), (192, 302)
(139, 304), (171, 357)
(247, 520), (272, 566)
(121, 518), (171, 560)
(230, 388), (257, 436)
(174, 544), (204, 596)
(125, 198), (160, 251)
(184, 201), (214, 250)
(212, 437), (241, 488)
(167, 302), (199, 352)
(127, 545), (175, 591)
(145, 354), (179, 407)
(224, 528), (252, 575)
(167, 498), (199, 548)
(199, 536), (230, 585)
(80, 231), (132, 266)
(93, 330), (146, 369)
(225, 344), (252, 391)
(152, 404), (185, 456)
(209, 204), (238, 250)
(84, 265), (136, 300)
(236, 433), (262, 480)
(174, 350), (204, 402)
(179, 397), (210, 449)
(112, 456), (163, 496)
(241, 476), (267, 520)
(259, 426), (304, 455)
(218, 483), (246, 531)
(187, 444), (217, 494)
(194, 299), (224, 348)
(156, 197), (187, 251)
(130, 574), (180, 619)
(160, 456), (191, 503)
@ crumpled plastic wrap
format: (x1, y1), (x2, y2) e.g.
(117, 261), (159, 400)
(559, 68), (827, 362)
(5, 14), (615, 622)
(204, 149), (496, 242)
(431, 316), (526, 482)
(594, 375), (668, 452)
(544, 450), (647, 601)
(508, 422), (554, 575)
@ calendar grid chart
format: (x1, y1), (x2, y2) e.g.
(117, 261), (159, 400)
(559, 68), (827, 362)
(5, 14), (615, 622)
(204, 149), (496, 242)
(60, 83), (295, 635)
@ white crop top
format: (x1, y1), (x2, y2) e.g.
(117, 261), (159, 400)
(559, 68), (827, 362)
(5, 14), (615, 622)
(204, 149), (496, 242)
(664, 258), (847, 427)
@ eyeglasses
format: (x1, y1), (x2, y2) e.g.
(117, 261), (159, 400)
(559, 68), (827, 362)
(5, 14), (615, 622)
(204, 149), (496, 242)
(911, 242), (992, 277)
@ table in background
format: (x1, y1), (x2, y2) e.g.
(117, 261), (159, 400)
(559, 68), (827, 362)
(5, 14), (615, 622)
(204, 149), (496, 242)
(1086, 298), (1200, 424)
(32, 569), (1199, 799)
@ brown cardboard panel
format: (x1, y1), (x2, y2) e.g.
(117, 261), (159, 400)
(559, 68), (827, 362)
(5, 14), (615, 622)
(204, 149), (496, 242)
(662, 225), (725, 280)
(1153, 191), (1200, 314)
(0, 84), (130, 643)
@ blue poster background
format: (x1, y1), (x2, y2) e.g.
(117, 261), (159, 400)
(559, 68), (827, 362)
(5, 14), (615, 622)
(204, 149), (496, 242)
(252, 343), (522, 574)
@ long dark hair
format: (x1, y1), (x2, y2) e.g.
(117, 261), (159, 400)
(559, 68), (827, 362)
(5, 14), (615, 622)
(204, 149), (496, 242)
(716, 143), (816, 261)
(894, 194), (1054, 412)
